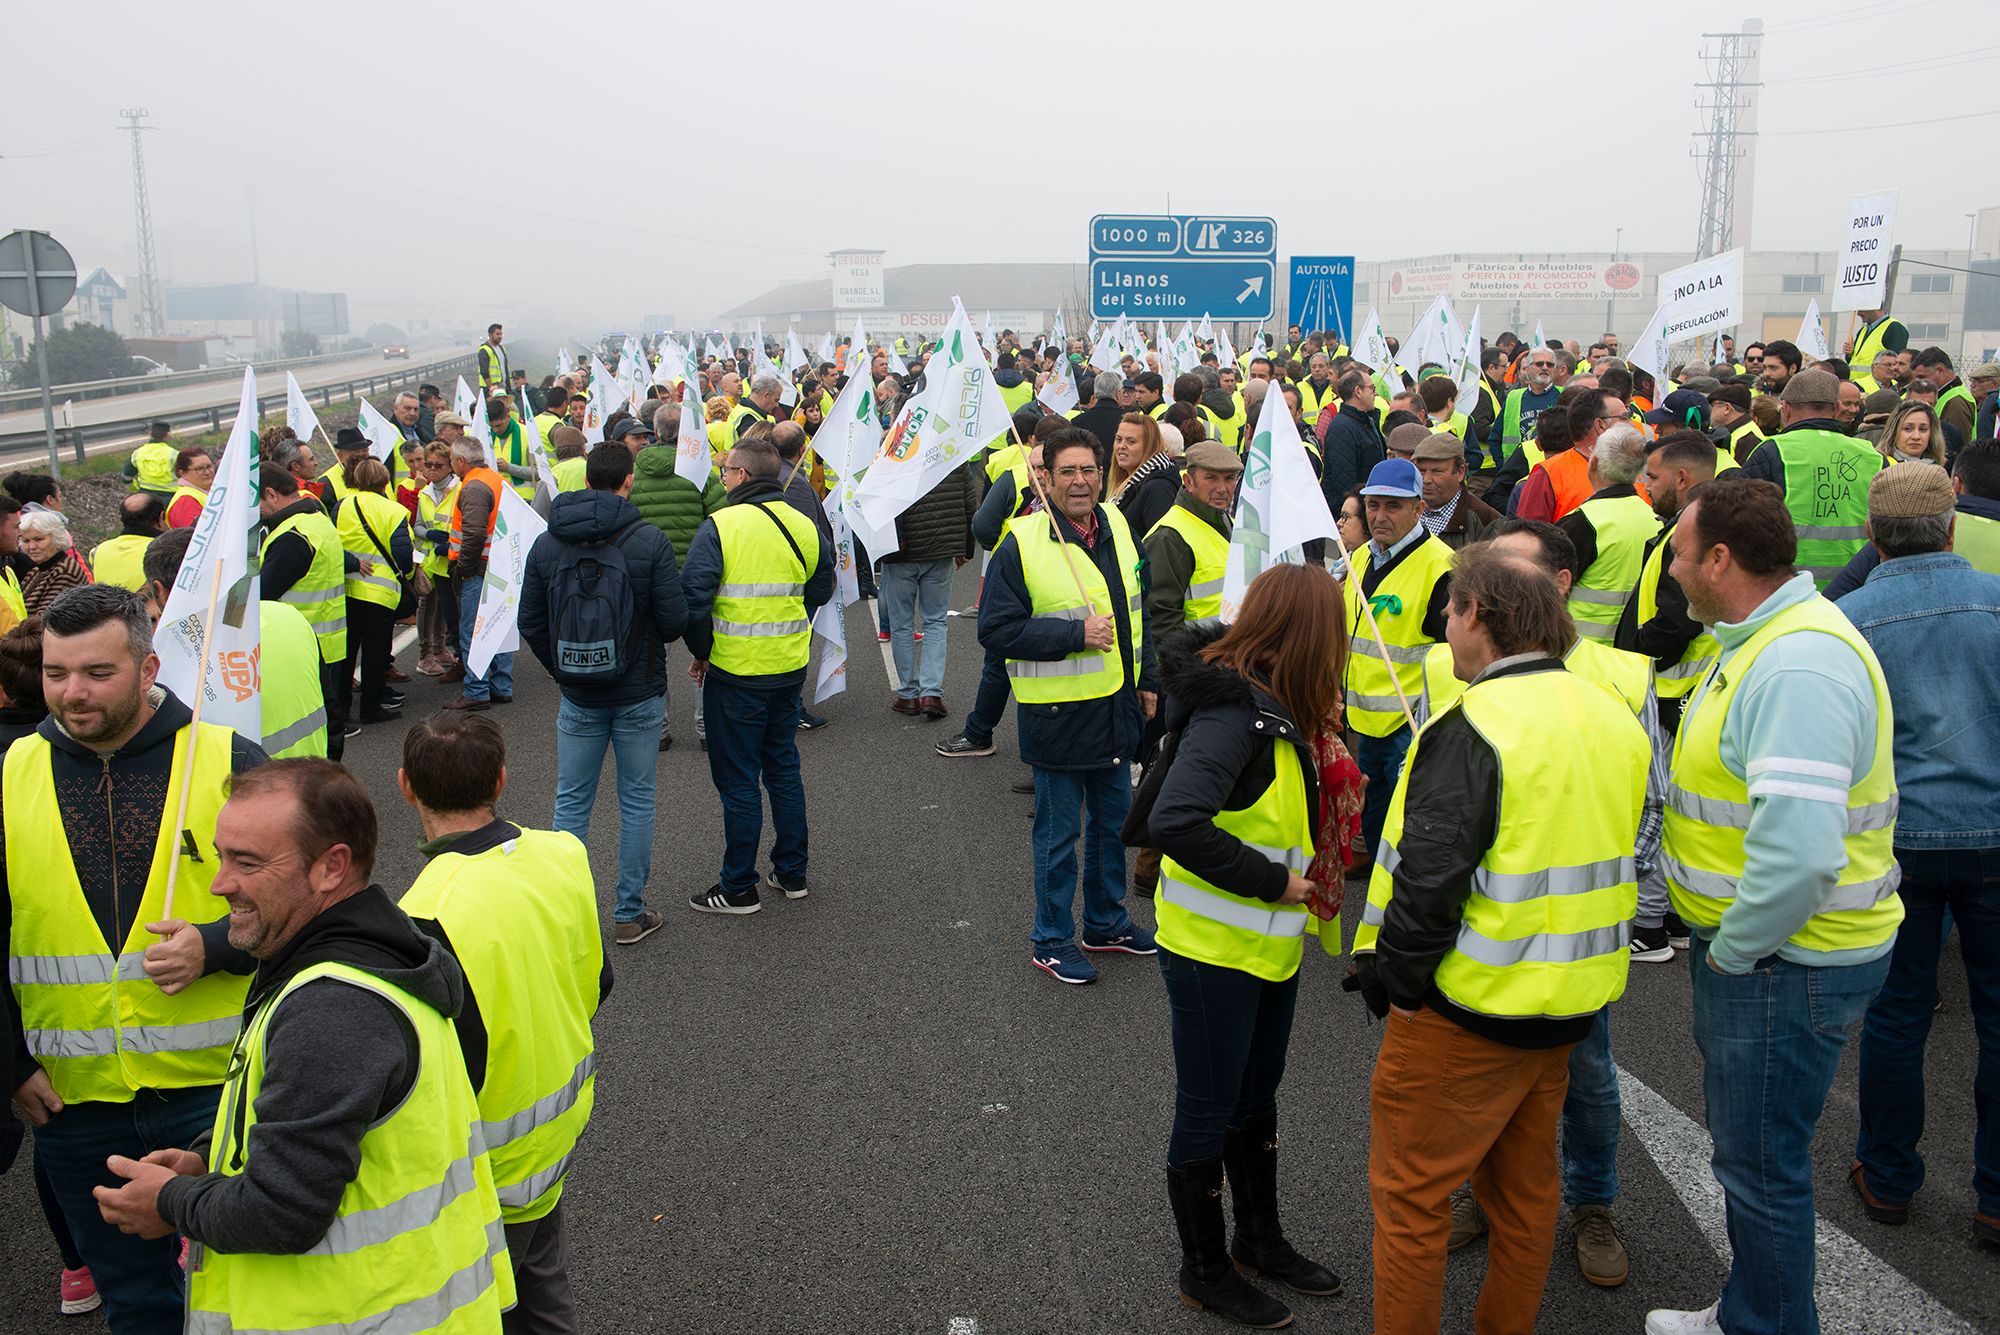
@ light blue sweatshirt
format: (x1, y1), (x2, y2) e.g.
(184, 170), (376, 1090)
(1696, 572), (1893, 974)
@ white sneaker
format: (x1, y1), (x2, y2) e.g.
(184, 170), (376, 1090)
(1645, 1301), (1721, 1334)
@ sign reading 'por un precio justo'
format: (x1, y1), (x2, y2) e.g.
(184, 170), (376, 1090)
(1832, 190), (1899, 313)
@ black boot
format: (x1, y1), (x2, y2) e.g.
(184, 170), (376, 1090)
(1167, 1157), (1294, 1329)
(1221, 1113), (1344, 1297)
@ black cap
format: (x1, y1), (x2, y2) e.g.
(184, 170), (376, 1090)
(1643, 388), (1711, 430)
(608, 418), (655, 444)
(334, 426), (369, 451)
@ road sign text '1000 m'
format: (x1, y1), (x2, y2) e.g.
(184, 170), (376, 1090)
(1089, 214), (1276, 320)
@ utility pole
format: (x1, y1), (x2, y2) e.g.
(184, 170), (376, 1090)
(120, 108), (164, 336)
(1691, 20), (1763, 260)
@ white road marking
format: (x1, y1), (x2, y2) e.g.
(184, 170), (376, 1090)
(1616, 1064), (1977, 1334)
(392, 626), (417, 656)
(945, 1319), (979, 1335)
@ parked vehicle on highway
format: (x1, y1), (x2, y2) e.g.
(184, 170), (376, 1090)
(132, 356), (175, 377)
(383, 344), (410, 360)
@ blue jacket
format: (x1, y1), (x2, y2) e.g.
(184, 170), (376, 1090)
(1827, 492), (2000, 597)
(520, 490), (688, 708)
(977, 505), (1159, 771)
(1837, 551), (2000, 848)
(680, 479), (835, 691)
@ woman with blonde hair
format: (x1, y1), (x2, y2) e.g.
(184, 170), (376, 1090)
(1878, 399), (1946, 466)
(1138, 562), (1362, 1329)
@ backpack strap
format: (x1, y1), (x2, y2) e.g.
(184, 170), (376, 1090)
(748, 502), (809, 574)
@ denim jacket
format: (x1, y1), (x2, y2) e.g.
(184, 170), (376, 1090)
(1838, 551), (2000, 848)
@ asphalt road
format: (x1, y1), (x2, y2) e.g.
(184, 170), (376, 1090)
(1, 563), (1992, 1334)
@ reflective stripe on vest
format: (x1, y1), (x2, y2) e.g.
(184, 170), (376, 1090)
(130, 441), (178, 492)
(1144, 501), (1229, 621)
(1566, 493), (1659, 640)
(1349, 668), (1648, 1019)
(419, 480), (461, 577)
(187, 961), (514, 1333)
(1848, 317), (1899, 379)
(1003, 507), (1144, 704)
(448, 468), (505, 559)
(1298, 379), (1338, 426)
(1663, 592), (1903, 953)
(4, 725), (248, 1104)
(400, 829), (601, 1223)
(709, 502), (820, 676)
(1774, 428), (1882, 587)
(263, 508), (349, 663)
(1342, 534), (1454, 737)
(1158, 741), (1314, 983)
(259, 602), (328, 759)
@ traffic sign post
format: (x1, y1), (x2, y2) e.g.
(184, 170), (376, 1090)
(0, 230), (79, 477)
(1088, 214), (1276, 321)
(1288, 256), (1354, 346)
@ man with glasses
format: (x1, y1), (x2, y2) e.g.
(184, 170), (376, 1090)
(1514, 387), (1629, 524)
(979, 427), (1158, 985)
(1498, 351), (1563, 464)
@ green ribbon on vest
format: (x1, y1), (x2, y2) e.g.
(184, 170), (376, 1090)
(1369, 593), (1404, 618)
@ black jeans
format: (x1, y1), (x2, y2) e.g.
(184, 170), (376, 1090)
(340, 598), (398, 721)
(1160, 946), (1299, 1165)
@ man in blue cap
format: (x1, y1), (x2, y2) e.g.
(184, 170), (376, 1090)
(1343, 457), (1455, 874)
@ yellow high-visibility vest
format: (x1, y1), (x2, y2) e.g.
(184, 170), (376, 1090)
(4, 724), (248, 1104)
(1343, 534), (1455, 737)
(1350, 667), (1648, 1018)
(401, 829), (600, 1222)
(334, 490), (410, 610)
(1663, 595), (1903, 953)
(262, 508), (348, 663)
(90, 533), (153, 592)
(1567, 493), (1659, 641)
(1002, 507), (1144, 704)
(1634, 518), (1719, 701)
(1145, 501), (1228, 621)
(259, 602), (328, 759)
(186, 960), (513, 1334)
(708, 501), (820, 676)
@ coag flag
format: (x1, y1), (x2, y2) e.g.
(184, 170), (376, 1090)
(1220, 369), (1336, 624)
(285, 372), (322, 445)
(155, 367), (262, 737)
(467, 486), (546, 677)
(807, 369), (881, 704)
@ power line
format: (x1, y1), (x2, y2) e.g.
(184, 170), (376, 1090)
(1764, 43), (2000, 85)
(1760, 106), (2000, 137)
(1763, 0), (1942, 33)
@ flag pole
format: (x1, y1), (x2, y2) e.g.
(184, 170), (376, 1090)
(1011, 419), (1097, 608)
(161, 555), (227, 923)
(1323, 521), (1420, 735)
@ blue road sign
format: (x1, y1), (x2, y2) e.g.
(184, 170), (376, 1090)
(1288, 256), (1355, 343)
(1088, 214), (1279, 320)
(1091, 259), (1276, 321)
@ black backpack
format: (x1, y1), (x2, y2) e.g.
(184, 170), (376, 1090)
(548, 520), (645, 683)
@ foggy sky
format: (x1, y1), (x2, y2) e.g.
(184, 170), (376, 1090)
(5, 0), (1994, 335)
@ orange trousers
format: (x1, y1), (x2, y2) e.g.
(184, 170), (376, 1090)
(1368, 1005), (1574, 1335)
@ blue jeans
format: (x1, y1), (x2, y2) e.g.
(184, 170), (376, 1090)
(458, 574), (513, 701)
(1353, 725), (1413, 861)
(1691, 934), (1890, 1335)
(880, 557), (954, 698)
(703, 675), (807, 895)
(1160, 947), (1299, 1165)
(554, 693), (666, 922)
(34, 1086), (221, 1335)
(1561, 1008), (1620, 1210)
(1030, 765), (1135, 948)
(1856, 846), (2000, 1217)
(963, 646), (1012, 748)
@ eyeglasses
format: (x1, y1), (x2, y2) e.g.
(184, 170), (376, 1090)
(1053, 465), (1101, 481)
(1531, 360), (1556, 368)
(721, 464), (747, 477)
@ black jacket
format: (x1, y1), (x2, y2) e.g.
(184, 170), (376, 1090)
(1070, 400), (1127, 457)
(978, 504), (1159, 770)
(680, 479), (836, 690)
(1320, 403), (1384, 513)
(1, 689), (268, 1084)
(884, 462), (977, 565)
(1613, 520), (1703, 669)
(1354, 656), (1596, 1050)
(1151, 625), (1319, 905)
(260, 495), (355, 600)
(520, 489), (688, 707)
(1115, 452), (1182, 543)
(157, 885), (466, 1255)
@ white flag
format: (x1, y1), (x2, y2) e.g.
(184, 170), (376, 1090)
(1221, 372), (1336, 623)
(454, 376), (479, 422)
(356, 397), (403, 464)
(1798, 298), (1832, 364)
(1532, 319), (1548, 352)
(1196, 313), (1214, 343)
(557, 347), (574, 377)
(155, 367), (262, 737)
(816, 332), (836, 365)
(1629, 302), (1672, 405)
(1452, 306), (1484, 416)
(585, 356), (619, 446)
(886, 347), (908, 376)
(674, 345), (713, 490)
(1038, 347), (1079, 415)
(705, 336), (728, 360)
(1088, 323), (1120, 372)
(853, 299), (1010, 542)
(785, 329), (812, 377)
(285, 372), (322, 445)
(467, 486), (546, 677)
(1354, 306), (1396, 375)
(467, 398), (495, 469)
(1216, 324), (1237, 372)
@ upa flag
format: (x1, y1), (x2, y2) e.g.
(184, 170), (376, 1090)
(1452, 306), (1483, 415)
(1798, 298), (1832, 363)
(467, 486), (546, 677)
(356, 397), (403, 464)
(285, 372), (322, 444)
(853, 299), (1009, 543)
(1221, 371), (1336, 623)
(155, 367), (262, 738)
